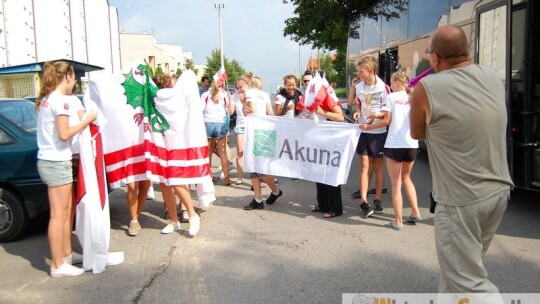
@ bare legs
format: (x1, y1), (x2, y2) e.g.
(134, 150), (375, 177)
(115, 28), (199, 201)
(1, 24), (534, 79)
(386, 157), (420, 228)
(236, 133), (244, 183)
(127, 180), (151, 221)
(48, 183), (73, 269)
(208, 136), (231, 185)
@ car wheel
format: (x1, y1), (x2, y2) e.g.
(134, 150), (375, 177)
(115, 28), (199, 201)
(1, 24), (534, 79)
(0, 189), (29, 242)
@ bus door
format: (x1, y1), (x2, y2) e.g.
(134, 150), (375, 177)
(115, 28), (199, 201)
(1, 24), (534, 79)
(480, 0), (540, 190)
(378, 48), (398, 85)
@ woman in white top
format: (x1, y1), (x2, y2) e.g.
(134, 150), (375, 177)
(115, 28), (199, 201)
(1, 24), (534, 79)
(36, 61), (96, 277)
(201, 80), (235, 186)
(383, 72), (422, 231)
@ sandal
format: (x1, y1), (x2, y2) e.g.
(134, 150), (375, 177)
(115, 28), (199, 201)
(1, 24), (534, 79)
(224, 177), (232, 186)
(310, 205), (321, 212)
(322, 211), (342, 218)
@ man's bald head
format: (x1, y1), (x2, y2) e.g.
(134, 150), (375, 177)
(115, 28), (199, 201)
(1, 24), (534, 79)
(429, 25), (469, 60)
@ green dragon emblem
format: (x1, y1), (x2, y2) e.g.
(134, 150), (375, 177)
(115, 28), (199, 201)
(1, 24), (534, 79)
(122, 64), (170, 133)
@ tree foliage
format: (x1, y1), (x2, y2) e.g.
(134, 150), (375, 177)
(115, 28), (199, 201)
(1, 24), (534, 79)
(283, 0), (407, 83)
(204, 49), (246, 86)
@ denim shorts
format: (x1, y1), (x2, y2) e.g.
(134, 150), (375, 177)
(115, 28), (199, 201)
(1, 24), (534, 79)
(37, 159), (73, 187)
(205, 122), (228, 138)
(234, 126), (245, 134)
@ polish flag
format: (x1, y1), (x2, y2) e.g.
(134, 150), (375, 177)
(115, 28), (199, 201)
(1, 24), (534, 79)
(297, 73), (340, 113)
(212, 67), (227, 85)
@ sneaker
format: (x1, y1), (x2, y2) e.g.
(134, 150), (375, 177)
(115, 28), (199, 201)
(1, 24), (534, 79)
(128, 220), (141, 236)
(274, 178), (279, 185)
(50, 263), (85, 278)
(64, 252), (83, 265)
(265, 189), (283, 205)
(147, 185), (155, 200)
(373, 199), (384, 214)
(351, 190), (361, 199)
(188, 215), (201, 236)
(360, 201), (374, 218)
(161, 221), (181, 234)
(244, 199), (264, 210)
(368, 187), (387, 195)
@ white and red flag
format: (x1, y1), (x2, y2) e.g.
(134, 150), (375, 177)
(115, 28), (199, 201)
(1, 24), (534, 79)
(74, 99), (124, 274)
(86, 63), (215, 208)
(212, 67), (227, 85)
(297, 73), (340, 118)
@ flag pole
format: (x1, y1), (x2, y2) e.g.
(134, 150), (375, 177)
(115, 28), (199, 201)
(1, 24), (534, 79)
(215, 4), (225, 69)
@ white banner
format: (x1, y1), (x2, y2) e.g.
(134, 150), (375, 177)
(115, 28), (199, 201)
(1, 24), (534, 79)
(244, 115), (360, 186)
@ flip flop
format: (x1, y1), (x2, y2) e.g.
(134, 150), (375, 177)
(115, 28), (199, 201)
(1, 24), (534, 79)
(310, 205), (321, 212)
(384, 222), (403, 231)
(407, 216), (425, 222)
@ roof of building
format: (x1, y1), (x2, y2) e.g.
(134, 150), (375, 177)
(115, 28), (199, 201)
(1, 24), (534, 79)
(0, 59), (103, 78)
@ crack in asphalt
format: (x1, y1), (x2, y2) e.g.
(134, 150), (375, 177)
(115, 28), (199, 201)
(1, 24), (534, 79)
(132, 244), (177, 304)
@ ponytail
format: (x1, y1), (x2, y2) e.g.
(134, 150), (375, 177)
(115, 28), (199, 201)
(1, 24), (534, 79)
(36, 61), (74, 110)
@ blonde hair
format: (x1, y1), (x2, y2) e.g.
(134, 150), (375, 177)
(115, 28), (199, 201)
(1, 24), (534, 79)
(236, 72), (254, 88)
(356, 56), (377, 74)
(36, 61), (74, 109)
(252, 76), (263, 89)
(391, 71), (409, 86)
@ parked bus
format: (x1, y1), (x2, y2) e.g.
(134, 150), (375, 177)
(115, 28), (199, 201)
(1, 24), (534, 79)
(346, 0), (539, 191)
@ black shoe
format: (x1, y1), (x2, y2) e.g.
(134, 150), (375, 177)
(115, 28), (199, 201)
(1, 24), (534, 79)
(265, 189), (283, 205)
(368, 187), (387, 195)
(351, 190), (361, 199)
(373, 199), (384, 214)
(360, 201), (374, 218)
(244, 199), (264, 210)
(178, 210), (189, 223)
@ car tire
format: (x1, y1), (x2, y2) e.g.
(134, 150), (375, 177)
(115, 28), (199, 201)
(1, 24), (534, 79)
(0, 189), (29, 242)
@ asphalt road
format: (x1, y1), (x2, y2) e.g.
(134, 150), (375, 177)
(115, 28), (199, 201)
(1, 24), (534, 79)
(1, 146), (539, 304)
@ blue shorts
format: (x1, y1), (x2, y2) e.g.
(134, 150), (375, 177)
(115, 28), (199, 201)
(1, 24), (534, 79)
(356, 132), (387, 158)
(234, 126), (245, 134)
(205, 122), (228, 138)
(37, 159), (73, 187)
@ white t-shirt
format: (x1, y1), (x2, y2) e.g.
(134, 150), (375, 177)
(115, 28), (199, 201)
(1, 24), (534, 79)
(232, 92), (245, 128)
(201, 89), (229, 123)
(246, 88), (271, 116)
(274, 94), (295, 118)
(384, 90), (418, 148)
(355, 76), (390, 134)
(37, 91), (83, 161)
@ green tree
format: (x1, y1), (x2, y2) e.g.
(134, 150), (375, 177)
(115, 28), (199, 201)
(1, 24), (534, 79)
(155, 64), (164, 76)
(283, 0), (407, 83)
(184, 59), (199, 75)
(175, 67), (182, 77)
(204, 49), (246, 86)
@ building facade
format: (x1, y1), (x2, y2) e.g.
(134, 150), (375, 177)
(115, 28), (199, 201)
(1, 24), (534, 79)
(0, 0), (120, 74)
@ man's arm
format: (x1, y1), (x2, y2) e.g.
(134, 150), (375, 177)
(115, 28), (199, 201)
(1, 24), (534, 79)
(409, 83), (429, 140)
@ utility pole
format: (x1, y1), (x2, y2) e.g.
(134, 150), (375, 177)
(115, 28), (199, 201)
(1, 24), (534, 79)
(215, 4), (225, 69)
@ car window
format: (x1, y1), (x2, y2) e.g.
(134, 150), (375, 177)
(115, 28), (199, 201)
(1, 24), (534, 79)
(0, 100), (37, 133)
(0, 127), (16, 144)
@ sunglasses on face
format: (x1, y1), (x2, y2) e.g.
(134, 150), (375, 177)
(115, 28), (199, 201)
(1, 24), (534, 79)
(303, 79), (310, 83)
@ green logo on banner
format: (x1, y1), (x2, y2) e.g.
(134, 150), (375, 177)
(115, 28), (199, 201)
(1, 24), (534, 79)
(253, 129), (276, 157)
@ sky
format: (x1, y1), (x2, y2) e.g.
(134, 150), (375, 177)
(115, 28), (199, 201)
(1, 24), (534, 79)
(108, 0), (316, 93)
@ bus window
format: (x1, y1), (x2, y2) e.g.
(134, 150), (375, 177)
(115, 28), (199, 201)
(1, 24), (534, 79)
(478, 5), (507, 82)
